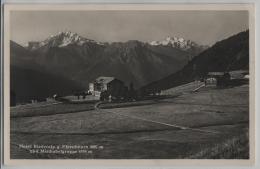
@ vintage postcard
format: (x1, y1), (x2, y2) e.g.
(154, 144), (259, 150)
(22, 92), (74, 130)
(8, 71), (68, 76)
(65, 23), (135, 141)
(3, 4), (255, 166)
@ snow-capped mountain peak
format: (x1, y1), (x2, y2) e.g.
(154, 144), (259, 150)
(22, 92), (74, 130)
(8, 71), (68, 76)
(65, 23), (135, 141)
(149, 36), (205, 51)
(26, 31), (104, 50)
(43, 31), (100, 47)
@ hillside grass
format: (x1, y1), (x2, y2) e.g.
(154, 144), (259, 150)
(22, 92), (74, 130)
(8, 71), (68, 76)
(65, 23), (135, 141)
(11, 102), (95, 118)
(188, 131), (249, 159)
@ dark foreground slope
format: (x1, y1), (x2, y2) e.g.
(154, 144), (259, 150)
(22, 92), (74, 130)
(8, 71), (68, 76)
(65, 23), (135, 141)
(11, 66), (83, 103)
(10, 41), (84, 103)
(142, 30), (249, 92)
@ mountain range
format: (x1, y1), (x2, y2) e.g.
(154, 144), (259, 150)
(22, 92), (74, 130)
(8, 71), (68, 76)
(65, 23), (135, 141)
(142, 30), (249, 93)
(11, 30), (249, 103)
(11, 31), (207, 103)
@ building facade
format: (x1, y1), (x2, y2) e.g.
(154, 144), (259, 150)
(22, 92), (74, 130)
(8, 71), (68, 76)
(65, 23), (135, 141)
(89, 76), (126, 99)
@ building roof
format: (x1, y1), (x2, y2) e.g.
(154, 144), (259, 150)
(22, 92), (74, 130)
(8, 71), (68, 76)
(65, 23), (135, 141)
(229, 70), (249, 79)
(229, 70), (249, 75)
(95, 76), (115, 84)
(208, 72), (225, 76)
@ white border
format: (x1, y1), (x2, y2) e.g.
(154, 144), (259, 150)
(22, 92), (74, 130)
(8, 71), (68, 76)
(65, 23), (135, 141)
(2, 2), (257, 168)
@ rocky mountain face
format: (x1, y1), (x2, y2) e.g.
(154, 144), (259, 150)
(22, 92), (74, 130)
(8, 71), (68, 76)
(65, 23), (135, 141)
(142, 30), (249, 93)
(11, 31), (207, 102)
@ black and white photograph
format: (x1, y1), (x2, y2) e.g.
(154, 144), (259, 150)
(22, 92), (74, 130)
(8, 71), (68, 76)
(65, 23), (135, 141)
(3, 4), (255, 164)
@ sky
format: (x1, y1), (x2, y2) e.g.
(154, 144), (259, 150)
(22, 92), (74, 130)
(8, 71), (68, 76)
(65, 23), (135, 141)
(10, 10), (249, 46)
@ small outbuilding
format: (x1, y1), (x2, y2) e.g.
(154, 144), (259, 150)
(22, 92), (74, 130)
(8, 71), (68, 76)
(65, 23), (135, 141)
(206, 72), (231, 87)
(229, 70), (249, 80)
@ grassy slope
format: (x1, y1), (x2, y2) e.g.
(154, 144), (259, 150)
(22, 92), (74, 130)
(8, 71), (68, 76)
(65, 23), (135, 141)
(189, 131), (249, 159)
(11, 102), (94, 118)
(11, 85), (249, 159)
(11, 85), (249, 134)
